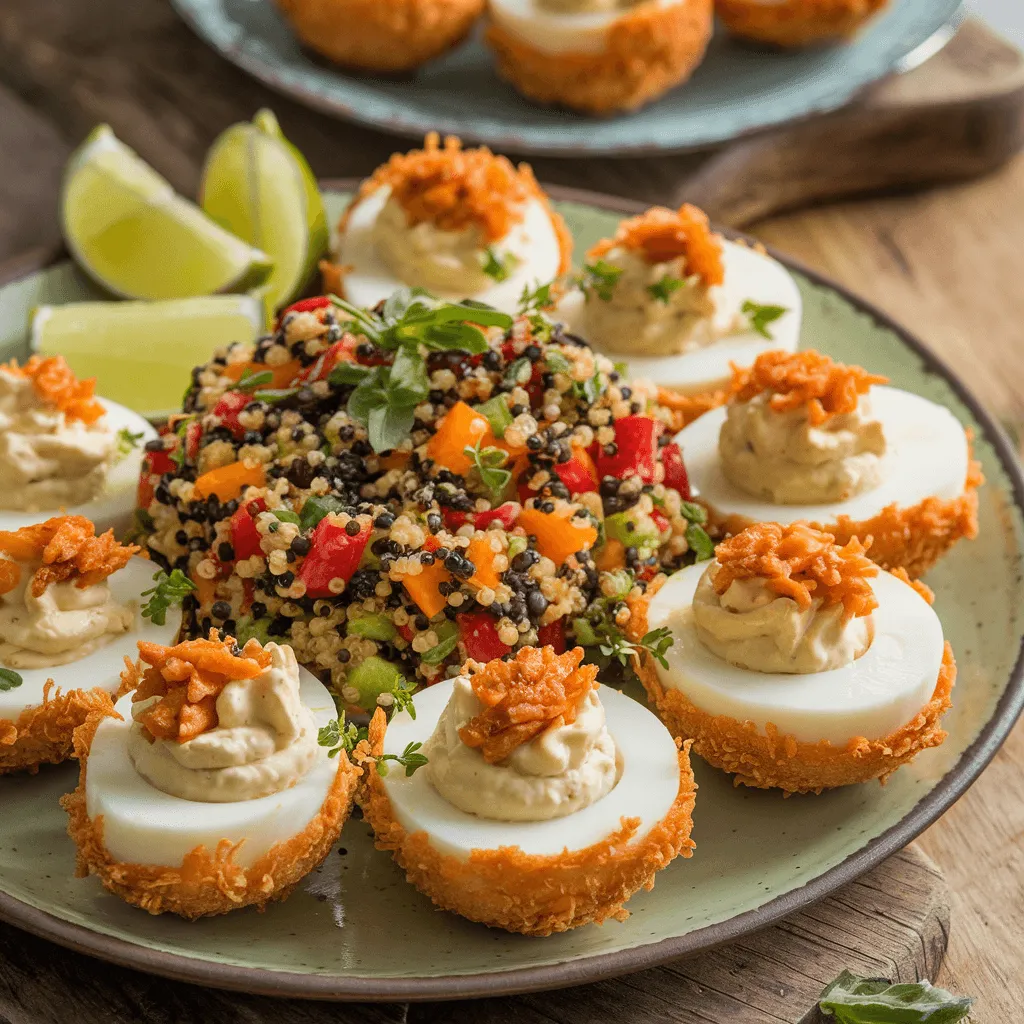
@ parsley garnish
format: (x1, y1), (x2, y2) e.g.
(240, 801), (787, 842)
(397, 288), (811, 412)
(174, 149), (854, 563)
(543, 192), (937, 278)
(141, 569), (197, 625)
(0, 668), (23, 691)
(317, 714), (364, 758)
(463, 439), (511, 502)
(599, 626), (674, 672)
(376, 740), (428, 777)
(742, 300), (788, 339)
(580, 260), (623, 302)
(116, 428), (145, 457)
(390, 680), (418, 720)
(647, 276), (685, 304)
(517, 281), (554, 314)
(482, 247), (519, 283)
(237, 368), (274, 391)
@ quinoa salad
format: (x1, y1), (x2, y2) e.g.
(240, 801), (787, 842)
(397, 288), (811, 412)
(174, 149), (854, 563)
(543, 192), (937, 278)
(136, 288), (713, 714)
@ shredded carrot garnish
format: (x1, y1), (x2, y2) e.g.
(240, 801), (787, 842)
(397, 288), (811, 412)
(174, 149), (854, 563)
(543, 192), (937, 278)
(731, 350), (888, 426)
(1, 355), (105, 425)
(712, 522), (878, 622)
(588, 204), (725, 286)
(458, 646), (598, 765)
(0, 516), (137, 598)
(131, 632), (271, 744)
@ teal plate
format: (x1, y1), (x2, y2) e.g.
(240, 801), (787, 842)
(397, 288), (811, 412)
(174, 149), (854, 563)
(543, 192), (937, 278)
(0, 187), (1022, 1001)
(169, 0), (963, 156)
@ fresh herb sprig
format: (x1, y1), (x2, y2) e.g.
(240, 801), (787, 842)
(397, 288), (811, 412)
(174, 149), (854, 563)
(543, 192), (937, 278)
(237, 368), (275, 391)
(390, 680), (418, 720)
(482, 247), (519, 283)
(141, 569), (197, 625)
(0, 668), (23, 692)
(376, 740), (428, 777)
(116, 428), (145, 457)
(647, 275), (685, 304)
(742, 300), (788, 340)
(317, 714), (364, 758)
(579, 260), (623, 302)
(818, 970), (973, 1024)
(464, 439), (511, 502)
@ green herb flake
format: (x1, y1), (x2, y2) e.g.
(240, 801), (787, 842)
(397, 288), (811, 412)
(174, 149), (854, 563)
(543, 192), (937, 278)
(236, 368), (274, 391)
(421, 632), (459, 666)
(818, 970), (973, 1024)
(141, 569), (197, 626)
(503, 356), (533, 388)
(482, 247), (520, 283)
(647, 276), (685, 304)
(0, 668), (23, 692)
(376, 740), (429, 778)
(272, 509), (302, 525)
(685, 522), (716, 562)
(253, 387), (299, 404)
(741, 300), (788, 340)
(517, 281), (554, 314)
(679, 501), (708, 526)
(317, 713), (363, 759)
(464, 440), (512, 503)
(235, 616), (272, 646)
(390, 680), (418, 720)
(116, 428), (145, 457)
(580, 260), (624, 302)
(300, 495), (346, 531)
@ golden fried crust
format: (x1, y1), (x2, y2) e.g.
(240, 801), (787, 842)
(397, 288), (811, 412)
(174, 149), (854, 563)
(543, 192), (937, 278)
(0, 683), (117, 775)
(628, 584), (955, 795)
(657, 385), (731, 431)
(272, 0), (485, 72)
(61, 712), (361, 919)
(359, 709), (697, 935)
(716, 0), (889, 46)
(485, 0), (714, 115)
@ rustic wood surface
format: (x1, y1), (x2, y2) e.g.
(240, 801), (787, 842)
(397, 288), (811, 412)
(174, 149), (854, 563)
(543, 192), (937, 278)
(0, 846), (948, 1024)
(0, 1), (1021, 1019)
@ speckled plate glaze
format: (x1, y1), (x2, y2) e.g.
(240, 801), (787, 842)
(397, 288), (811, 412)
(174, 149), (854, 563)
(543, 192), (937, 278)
(168, 0), (963, 156)
(0, 187), (1022, 1002)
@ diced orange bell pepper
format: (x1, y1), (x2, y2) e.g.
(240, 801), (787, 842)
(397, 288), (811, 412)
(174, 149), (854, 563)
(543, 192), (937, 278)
(192, 573), (218, 613)
(427, 401), (491, 476)
(466, 535), (500, 590)
(380, 450), (410, 472)
(595, 538), (626, 572)
(193, 461), (266, 502)
(519, 506), (599, 565)
(399, 560), (451, 619)
(222, 359), (303, 390)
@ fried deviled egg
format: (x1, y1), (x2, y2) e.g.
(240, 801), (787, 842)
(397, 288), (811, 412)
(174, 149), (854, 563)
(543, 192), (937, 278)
(0, 356), (156, 536)
(715, 0), (890, 48)
(63, 634), (361, 918)
(632, 522), (954, 794)
(677, 350), (982, 576)
(485, 0), (714, 115)
(556, 204), (801, 414)
(361, 645), (696, 936)
(0, 516), (180, 774)
(324, 134), (572, 315)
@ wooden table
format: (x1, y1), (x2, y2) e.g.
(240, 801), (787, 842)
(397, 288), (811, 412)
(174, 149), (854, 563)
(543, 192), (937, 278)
(0, 2), (1022, 1019)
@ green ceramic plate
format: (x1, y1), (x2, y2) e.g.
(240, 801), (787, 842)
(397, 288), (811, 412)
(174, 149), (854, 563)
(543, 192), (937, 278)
(0, 187), (1022, 1002)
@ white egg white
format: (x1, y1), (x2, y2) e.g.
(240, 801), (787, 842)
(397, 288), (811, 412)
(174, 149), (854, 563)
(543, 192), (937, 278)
(556, 240), (801, 394)
(84, 663), (340, 869)
(647, 563), (945, 745)
(336, 187), (564, 316)
(0, 398), (156, 537)
(381, 680), (680, 859)
(0, 555), (179, 721)
(678, 385), (970, 525)
(489, 0), (686, 56)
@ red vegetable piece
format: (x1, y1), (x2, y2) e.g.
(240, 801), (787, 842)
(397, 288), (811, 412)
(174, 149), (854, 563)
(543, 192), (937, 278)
(651, 508), (671, 534)
(298, 337), (361, 384)
(595, 416), (660, 484)
(211, 391), (250, 439)
(184, 421), (202, 462)
(553, 455), (598, 495)
(443, 502), (520, 532)
(660, 442), (691, 499)
(537, 619), (566, 654)
(398, 623), (415, 644)
(229, 497), (267, 561)
(278, 296), (331, 325)
(299, 517), (372, 599)
(457, 612), (512, 663)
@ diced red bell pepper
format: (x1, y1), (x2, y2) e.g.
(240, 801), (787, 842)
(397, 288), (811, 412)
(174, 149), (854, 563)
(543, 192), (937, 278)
(595, 416), (660, 484)
(184, 420), (202, 462)
(230, 497), (268, 561)
(212, 391), (250, 439)
(651, 509), (671, 534)
(398, 623), (415, 643)
(299, 517), (372, 599)
(136, 446), (176, 509)
(537, 619), (566, 654)
(278, 296), (331, 324)
(298, 337), (361, 384)
(457, 612), (512, 663)
(553, 451), (598, 495)
(443, 502), (520, 532)
(661, 442), (691, 499)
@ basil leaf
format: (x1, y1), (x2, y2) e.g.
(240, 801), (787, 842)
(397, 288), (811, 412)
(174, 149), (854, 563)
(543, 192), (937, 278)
(545, 350), (571, 375)
(819, 971), (973, 1024)
(420, 321), (490, 354)
(368, 402), (415, 454)
(0, 668), (23, 691)
(300, 495), (346, 531)
(329, 362), (374, 386)
(383, 286), (434, 323)
(389, 347), (430, 401)
(347, 368), (388, 424)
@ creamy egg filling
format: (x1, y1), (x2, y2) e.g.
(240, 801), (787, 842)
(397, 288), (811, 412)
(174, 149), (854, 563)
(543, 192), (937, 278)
(0, 562), (134, 669)
(537, 0), (642, 11)
(423, 673), (620, 822)
(0, 370), (114, 512)
(692, 563), (871, 675)
(127, 642), (318, 804)
(719, 392), (887, 505)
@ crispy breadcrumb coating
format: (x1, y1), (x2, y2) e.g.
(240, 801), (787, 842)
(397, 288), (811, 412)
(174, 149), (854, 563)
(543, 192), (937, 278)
(0, 680), (116, 775)
(715, 0), (890, 47)
(272, 0), (484, 73)
(360, 708), (697, 935)
(628, 581), (954, 794)
(657, 384), (732, 430)
(713, 522), (878, 621)
(485, 0), (713, 115)
(2, 355), (105, 425)
(61, 709), (362, 918)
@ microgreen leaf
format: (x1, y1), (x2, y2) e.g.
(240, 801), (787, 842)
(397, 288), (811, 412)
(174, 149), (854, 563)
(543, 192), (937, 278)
(390, 680), (418, 720)
(818, 971), (973, 1024)
(367, 403), (417, 455)
(141, 569), (196, 626)
(640, 627), (674, 670)
(482, 247), (520, 282)
(272, 509), (301, 525)
(236, 369), (274, 391)
(116, 428), (145, 457)
(0, 668), (23, 691)
(647, 275), (685, 304)
(742, 300), (788, 340)
(580, 260), (623, 302)
(253, 387), (298, 404)
(518, 280), (554, 313)
(464, 440), (512, 502)
(317, 713), (363, 759)
(503, 357), (532, 388)
(376, 740), (428, 777)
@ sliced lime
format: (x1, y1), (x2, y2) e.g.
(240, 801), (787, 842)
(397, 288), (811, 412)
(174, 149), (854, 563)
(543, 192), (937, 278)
(200, 109), (327, 313)
(61, 125), (273, 301)
(31, 295), (265, 418)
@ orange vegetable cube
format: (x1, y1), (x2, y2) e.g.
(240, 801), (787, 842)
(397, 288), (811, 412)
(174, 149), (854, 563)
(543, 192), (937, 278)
(519, 506), (599, 565)
(193, 461), (266, 502)
(466, 535), (500, 590)
(427, 401), (492, 476)
(398, 560), (451, 619)
(222, 359), (303, 390)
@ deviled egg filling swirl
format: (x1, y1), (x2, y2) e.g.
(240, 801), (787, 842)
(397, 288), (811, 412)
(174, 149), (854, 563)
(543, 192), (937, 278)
(128, 641), (318, 804)
(537, 0), (642, 11)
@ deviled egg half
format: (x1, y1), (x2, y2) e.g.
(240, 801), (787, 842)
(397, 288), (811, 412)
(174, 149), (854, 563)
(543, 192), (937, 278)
(0, 515), (180, 774)
(556, 204), (801, 413)
(485, 0), (714, 114)
(633, 522), (955, 794)
(361, 645), (696, 936)
(326, 134), (572, 316)
(0, 355), (156, 536)
(63, 634), (361, 918)
(714, 0), (891, 48)
(678, 349), (982, 576)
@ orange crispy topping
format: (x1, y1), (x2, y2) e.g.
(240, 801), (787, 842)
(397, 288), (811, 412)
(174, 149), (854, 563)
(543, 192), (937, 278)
(713, 522), (878, 621)
(1, 355), (105, 425)
(132, 632), (271, 744)
(359, 133), (539, 242)
(0, 516), (137, 598)
(732, 350), (888, 426)
(458, 646), (598, 764)
(588, 204), (725, 286)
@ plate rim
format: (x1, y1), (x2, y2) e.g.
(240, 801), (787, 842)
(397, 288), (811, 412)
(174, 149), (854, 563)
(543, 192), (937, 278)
(167, 0), (966, 157)
(1, 180), (1022, 1002)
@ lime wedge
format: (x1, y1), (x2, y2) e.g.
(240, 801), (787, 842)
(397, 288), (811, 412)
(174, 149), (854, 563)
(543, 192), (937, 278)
(62, 125), (274, 301)
(31, 295), (265, 418)
(200, 109), (327, 313)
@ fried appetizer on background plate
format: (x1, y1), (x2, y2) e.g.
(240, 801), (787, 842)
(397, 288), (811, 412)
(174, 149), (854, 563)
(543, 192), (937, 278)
(715, 0), (890, 48)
